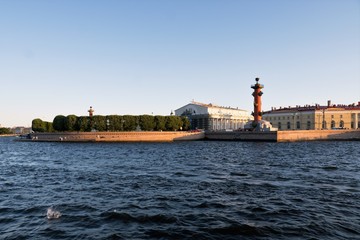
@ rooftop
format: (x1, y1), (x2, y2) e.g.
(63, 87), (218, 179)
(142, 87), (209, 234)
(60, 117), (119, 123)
(264, 101), (360, 113)
(190, 101), (246, 111)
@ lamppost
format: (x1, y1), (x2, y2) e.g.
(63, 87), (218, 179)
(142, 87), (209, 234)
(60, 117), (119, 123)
(121, 120), (125, 131)
(106, 119), (110, 132)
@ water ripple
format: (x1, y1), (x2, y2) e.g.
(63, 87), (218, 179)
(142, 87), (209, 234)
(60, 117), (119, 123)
(0, 138), (359, 239)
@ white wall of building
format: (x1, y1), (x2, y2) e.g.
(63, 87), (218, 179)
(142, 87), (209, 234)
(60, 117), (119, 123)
(175, 102), (251, 130)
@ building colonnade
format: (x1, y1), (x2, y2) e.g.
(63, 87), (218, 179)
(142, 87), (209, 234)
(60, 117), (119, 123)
(190, 115), (248, 131)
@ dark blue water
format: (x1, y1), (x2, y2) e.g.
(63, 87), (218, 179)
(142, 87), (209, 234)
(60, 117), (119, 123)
(0, 137), (359, 239)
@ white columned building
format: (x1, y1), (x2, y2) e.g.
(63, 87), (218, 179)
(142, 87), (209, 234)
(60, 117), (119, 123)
(175, 101), (251, 131)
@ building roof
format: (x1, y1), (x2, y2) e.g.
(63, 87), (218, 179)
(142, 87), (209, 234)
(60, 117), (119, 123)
(187, 101), (246, 111)
(264, 101), (360, 114)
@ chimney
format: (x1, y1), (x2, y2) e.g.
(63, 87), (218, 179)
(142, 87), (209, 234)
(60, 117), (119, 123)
(327, 100), (331, 107)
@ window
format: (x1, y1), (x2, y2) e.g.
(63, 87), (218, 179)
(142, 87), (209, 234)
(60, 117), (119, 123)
(322, 121), (327, 129)
(331, 120), (335, 128)
(307, 121), (311, 130)
(340, 115), (343, 118)
(278, 122), (282, 130)
(339, 120), (344, 128)
(351, 122), (354, 129)
(296, 121), (301, 129)
(331, 115), (334, 118)
(287, 122), (291, 129)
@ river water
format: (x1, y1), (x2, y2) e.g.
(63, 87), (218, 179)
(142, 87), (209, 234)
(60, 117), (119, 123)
(0, 137), (359, 239)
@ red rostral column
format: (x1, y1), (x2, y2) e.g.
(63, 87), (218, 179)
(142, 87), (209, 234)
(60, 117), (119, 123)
(88, 106), (94, 129)
(251, 77), (264, 125)
(88, 106), (94, 118)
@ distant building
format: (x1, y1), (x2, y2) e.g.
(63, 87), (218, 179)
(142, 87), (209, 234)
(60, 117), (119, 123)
(263, 100), (360, 130)
(11, 127), (32, 134)
(175, 101), (251, 130)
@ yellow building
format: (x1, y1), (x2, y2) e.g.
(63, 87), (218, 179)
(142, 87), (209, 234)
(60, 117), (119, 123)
(263, 101), (360, 130)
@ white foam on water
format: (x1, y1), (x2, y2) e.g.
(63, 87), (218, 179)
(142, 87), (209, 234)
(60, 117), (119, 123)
(47, 207), (61, 220)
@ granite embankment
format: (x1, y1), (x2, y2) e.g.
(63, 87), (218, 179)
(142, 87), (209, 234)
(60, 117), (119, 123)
(277, 129), (360, 142)
(27, 131), (205, 142)
(205, 129), (360, 142)
(19, 129), (360, 142)
(205, 131), (277, 141)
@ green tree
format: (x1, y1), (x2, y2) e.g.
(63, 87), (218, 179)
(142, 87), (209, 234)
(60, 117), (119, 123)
(139, 115), (155, 131)
(122, 115), (138, 131)
(106, 115), (123, 131)
(64, 115), (77, 131)
(75, 116), (90, 132)
(46, 121), (54, 132)
(0, 127), (11, 134)
(154, 115), (166, 131)
(165, 116), (182, 131)
(53, 115), (66, 131)
(92, 115), (107, 131)
(181, 116), (190, 131)
(32, 118), (46, 132)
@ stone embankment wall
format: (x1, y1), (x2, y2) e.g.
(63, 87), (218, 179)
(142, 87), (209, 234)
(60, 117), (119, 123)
(28, 131), (205, 142)
(205, 129), (360, 142)
(23, 129), (360, 142)
(277, 129), (360, 142)
(205, 131), (277, 141)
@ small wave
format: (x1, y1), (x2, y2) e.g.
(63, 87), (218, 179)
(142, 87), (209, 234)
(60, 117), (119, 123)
(337, 223), (360, 235)
(196, 202), (227, 209)
(174, 172), (198, 177)
(0, 207), (13, 214)
(101, 210), (178, 224)
(145, 229), (173, 239)
(230, 172), (248, 177)
(322, 166), (338, 171)
(248, 206), (268, 213)
(40, 226), (67, 238)
(139, 214), (178, 224)
(101, 211), (134, 222)
(24, 206), (44, 214)
(105, 233), (125, 240)
(206, 223), (265, 236)
(0, 217), (14, 224)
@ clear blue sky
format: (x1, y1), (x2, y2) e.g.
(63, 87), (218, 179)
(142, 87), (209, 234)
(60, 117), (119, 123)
(1, 0), (359, 127)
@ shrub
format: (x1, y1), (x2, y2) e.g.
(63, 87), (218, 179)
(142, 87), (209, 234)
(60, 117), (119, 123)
(53, 115), (66, 131)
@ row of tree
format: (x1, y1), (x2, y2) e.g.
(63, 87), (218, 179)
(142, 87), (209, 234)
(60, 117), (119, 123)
(0, 128), (12, 135)
(32, 115), (191, 132)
